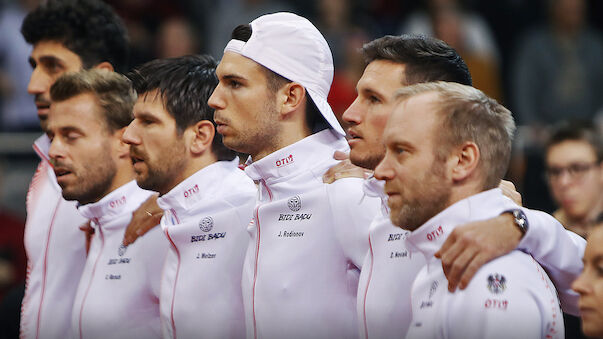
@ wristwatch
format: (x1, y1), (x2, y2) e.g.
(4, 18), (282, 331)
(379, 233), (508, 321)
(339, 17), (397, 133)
(502, 209), (529, 235)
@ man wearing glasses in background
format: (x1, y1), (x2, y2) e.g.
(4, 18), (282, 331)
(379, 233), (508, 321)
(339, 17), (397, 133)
(545, 121), (603, 238)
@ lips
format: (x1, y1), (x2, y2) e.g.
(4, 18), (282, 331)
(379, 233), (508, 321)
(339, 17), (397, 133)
(34, 95), (51, 116)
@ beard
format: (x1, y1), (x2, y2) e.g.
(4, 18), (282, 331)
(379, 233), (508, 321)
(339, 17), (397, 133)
(349, 143), (386, 170)
(215, 93), (281, 159)
(131, 141), (188, 194)
(389, 158), (451, 231)
(59, 146), (117, 205)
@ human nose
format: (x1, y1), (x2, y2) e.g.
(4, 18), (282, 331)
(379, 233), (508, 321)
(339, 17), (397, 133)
(208, 84), (225, 110)
(48, 136), (66, 163)
(27, 67), (51, 95)
(374, 151), (395, 181)
(571, 269), (591, 296)
(121, 121), (141, 145)
(342, 96), (362, 125)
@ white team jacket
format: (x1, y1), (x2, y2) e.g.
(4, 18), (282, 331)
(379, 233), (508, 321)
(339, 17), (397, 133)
(405, 189), (564, 339)
(21, 135), (87, 339)
(357, 177), (425, 339)
(242, 129), (381, 339)
(71, 180), (167, 339)
(157, 160), (256, 339)
(357, 178), (584, 339)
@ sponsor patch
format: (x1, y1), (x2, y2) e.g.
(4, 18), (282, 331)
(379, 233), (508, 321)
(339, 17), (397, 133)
(199, 216), (214, 232)
(287, 195), (302, 212)
(487, 274), (507, 294)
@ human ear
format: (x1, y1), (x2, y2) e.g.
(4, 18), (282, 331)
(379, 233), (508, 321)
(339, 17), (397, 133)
(189, 120), (215, 155)
(450, 141), (480, 182)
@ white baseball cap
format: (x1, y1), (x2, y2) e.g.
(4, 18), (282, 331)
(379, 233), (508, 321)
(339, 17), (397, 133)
(223, 12), (345, 136)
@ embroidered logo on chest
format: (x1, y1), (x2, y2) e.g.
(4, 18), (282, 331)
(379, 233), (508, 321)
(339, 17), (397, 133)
(199, 216), (214, 232)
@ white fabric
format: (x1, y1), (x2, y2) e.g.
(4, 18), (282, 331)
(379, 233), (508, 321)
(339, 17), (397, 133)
(156, 160), (256, 339)
(242, 129), (380, 339)
(519, 209), (585, 316)
(20, 134), (87, 339)
(223, 12), (344, 136)
(357, 178), (584, 339)
(356, 177), (425, 339)
(405, 189), (564, 339)
(71, 181), (166, 339)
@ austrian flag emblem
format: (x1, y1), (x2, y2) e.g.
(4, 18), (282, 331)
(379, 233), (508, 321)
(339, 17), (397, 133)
(487, 273), (507, 294)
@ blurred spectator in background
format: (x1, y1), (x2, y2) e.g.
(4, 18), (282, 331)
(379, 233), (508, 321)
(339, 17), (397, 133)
(545, 120), (602, 238)
(0, 0), (38, 131)
(571, 213), (603, 339)
(204, 0), (292, 58)
(155, 17), (199, 59)
(511, 0), (603, 128)
(327, 31), (368, 130)
(399, 0), (502, 101)
(314, 0), (368, 128)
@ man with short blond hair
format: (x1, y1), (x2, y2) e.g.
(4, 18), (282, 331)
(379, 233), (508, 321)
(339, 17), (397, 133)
(376, 81), (564, 338)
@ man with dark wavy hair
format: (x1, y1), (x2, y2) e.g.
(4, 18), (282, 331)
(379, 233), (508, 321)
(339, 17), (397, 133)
(19, 1), (129, 338)
(123, 55), (256, 339)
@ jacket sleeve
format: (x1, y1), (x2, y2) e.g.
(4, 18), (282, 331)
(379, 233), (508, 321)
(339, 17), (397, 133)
(326, 177), (381, 269)
(518, 208), (584, 316)
(444, 262), (559, 339)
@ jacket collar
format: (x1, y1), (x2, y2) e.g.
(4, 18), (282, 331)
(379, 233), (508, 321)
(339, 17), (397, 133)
(405, 188), (514, 262)
(244, 129), (348, 183)
(32, 134), (50, 162)
(77, 180), (151, 227)
(157, 159), (240, 219)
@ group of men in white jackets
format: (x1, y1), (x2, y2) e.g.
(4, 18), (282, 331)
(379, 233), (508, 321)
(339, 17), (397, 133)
(20, 1), (585, 339)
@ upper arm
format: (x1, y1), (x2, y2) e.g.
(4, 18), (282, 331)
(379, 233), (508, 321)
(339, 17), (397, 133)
(518, 209), (584, 315)
(326, 178), (381, 268)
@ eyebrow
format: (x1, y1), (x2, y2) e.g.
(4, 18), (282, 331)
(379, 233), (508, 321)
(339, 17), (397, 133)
(221, 74), (246, 82)
(134, 111), (159, 122)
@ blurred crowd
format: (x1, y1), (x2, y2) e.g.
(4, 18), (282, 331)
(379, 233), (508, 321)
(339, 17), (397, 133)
(0, 0), (602, 336)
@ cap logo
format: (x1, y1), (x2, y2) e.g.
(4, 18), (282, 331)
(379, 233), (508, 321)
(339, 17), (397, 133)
(287, 195), (302, 212)
(199, 216), (214, 232)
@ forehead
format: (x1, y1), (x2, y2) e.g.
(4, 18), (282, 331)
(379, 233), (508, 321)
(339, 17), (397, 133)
(546, 140), (597, 164)
(31, 40), (82, 63)
(383, 92), (440, 144)
(358, 60), (406, 97)
(134, 90), (172, 118)
(48, 92), (102, 127)
(216, 52), (267, 81)
(584, 226), (603, 261)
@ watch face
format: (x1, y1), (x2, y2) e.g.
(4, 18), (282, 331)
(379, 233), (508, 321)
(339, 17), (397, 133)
(514, 210), (528, 230)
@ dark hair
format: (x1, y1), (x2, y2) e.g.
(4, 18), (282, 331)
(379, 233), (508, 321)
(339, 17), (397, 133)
(230, 24), (328, 133)
(50, 69), (135, 132)
(21, 0), (129, 73)
(546, 120), (603, 162)
(128, 54), (236, 161)
(362, 34), (472, 87)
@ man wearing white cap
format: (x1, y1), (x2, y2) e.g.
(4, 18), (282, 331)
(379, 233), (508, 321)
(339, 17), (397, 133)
(208, 12), (380, 339)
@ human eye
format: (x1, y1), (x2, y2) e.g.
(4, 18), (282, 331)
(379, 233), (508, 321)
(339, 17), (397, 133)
(368, 95), (381, 104)
(226, 79), (242, 89)
(65, 131), (82, 142)
(43, 59), (64, 75)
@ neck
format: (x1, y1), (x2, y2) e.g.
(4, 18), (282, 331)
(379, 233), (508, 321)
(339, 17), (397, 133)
(107, 160), (136, 196)
(447, 179), (486, 211)
(251, 122), (312, 161)
(161, 153), (218, 195)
